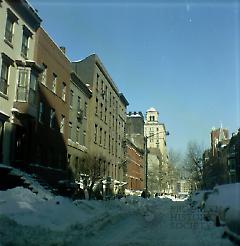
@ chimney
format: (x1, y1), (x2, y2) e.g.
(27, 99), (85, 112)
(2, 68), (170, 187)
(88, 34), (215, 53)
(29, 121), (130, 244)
(60, 46), (66, 54)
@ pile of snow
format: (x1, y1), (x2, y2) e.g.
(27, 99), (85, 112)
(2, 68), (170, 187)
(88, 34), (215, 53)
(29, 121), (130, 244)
(0, 177), (235, 245)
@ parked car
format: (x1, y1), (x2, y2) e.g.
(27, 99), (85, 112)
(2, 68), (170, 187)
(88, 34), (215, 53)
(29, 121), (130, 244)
(188, 190), (212, 209)
(224, 207), (240, 244)
(177, 192), (189, 200)
(203, 183), (240, 228)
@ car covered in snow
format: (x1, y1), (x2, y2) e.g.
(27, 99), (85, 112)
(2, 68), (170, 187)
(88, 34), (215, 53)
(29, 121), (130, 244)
(188, 190), (212, 209)
(224, 207), (240, 244)
(203, 183), (240, 228)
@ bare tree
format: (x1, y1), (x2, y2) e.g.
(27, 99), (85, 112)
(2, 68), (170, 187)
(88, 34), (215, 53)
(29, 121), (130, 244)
(184, 141), (204, 190)
(79, 152), (106, 199)
(167, 149), (182, 193)
(168, 148), (182, 167)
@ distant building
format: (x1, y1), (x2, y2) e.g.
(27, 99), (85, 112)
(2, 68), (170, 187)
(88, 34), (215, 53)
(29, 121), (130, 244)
(126, 111), (145, 150)
(144, 107), (169, 193)
(211, 126), (229, 157)
(176, 180), (191, 194)
(126, 139), (144, 191)
(203, 125), (230, 189)
(144, 107), (168, 166)
(0, 0), (41, 165)
(227, 129), (240, 183)
(125, 111), (145, 191)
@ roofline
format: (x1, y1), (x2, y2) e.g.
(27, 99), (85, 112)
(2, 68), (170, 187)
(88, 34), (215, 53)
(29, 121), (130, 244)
(70, 71), (92, 97)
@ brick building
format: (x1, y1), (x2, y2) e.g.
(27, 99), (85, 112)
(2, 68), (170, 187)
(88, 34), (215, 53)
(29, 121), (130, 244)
(125, 112), (145, 191)
(32, 27), (71, 183)
(126, 139), (144, 190)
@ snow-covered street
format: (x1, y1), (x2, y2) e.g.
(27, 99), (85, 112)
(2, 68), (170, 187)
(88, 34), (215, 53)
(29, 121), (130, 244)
(0, 186), (234, 246)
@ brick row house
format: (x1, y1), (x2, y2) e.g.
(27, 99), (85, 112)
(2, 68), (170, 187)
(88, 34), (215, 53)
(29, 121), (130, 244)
(32, 27), (71, 183)
(203, 126), (240, 189)
(0, 0), (130, 191)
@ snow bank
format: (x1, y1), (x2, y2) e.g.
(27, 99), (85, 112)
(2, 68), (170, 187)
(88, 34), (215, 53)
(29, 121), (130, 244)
(0, 183), (234, 245)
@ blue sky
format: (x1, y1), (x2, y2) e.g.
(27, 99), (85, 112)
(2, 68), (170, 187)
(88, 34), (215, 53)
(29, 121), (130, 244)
(30, 0), (240, 153)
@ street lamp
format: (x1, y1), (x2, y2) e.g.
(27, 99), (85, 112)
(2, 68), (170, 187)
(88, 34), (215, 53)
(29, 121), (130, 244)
(144, 131), (170, 192)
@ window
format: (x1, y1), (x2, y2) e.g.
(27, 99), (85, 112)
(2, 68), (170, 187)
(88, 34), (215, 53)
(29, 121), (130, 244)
(60, 115), (65, 133)
(84, 102), (87, 117)
(62, 82), (66, 101)
(77, 96), (81, 111)
(21, 26), (32, 58)
(5, 10), (17, 44)
(83, 131), (86, 146)
(68, 122), (72, 140)
(76, 126), (80, 143)
(41, 64), (47, 85)
(100, 103), (103, 120)
(101, 80), (104, 92)
(149, 116), (155, 121)
(50, 108), (55, 129)
(52, 73), (57, 93)
(0, 59), (10, 95)
(99, 128), (102, 145)
(107, 162), (110, 176)
(104, 131), (106, 148)
(29, 72), (37, 105)
(105, 86), (108, 101)
(94, 124), (98, 143)
(70, 90), (73, 108)
(16, 68), (28, 101)
(103, 161), (106, 176)
(39, 102), (44, 123)
(16, 68), (37, 104)
(112, 138), (114, 154)
(95, 98), (98, 115)
(104, 108), (107, 123)
(109, 112), (112, 126)
(96, 73), (99, 91)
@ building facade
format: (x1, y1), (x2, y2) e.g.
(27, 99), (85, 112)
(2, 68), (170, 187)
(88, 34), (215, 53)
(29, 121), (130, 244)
(126, 139), (144, 191)
(227, 129), (240, 183)
(0, 0), (41, 165)
(67, 71), (92, 179)
(72, 54), (129, 188)
(144, 107), (169, 193)
(33, 27), (71, 182)
(203, 126), (230, 189)
(211, 126), (229, 157)
(125, 111), (145, 191)
(144, 107), (168, 166)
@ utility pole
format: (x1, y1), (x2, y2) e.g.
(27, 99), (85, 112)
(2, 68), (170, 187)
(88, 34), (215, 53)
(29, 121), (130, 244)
(144, 136), (148, 191)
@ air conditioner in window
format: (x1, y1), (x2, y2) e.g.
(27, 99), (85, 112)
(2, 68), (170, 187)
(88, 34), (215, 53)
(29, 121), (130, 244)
(77, 110), (83, 122)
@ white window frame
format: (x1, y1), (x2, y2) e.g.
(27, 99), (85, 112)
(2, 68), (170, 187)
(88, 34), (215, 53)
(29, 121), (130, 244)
(60, 115), (65, 133)
(52, 73), (57, 93)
